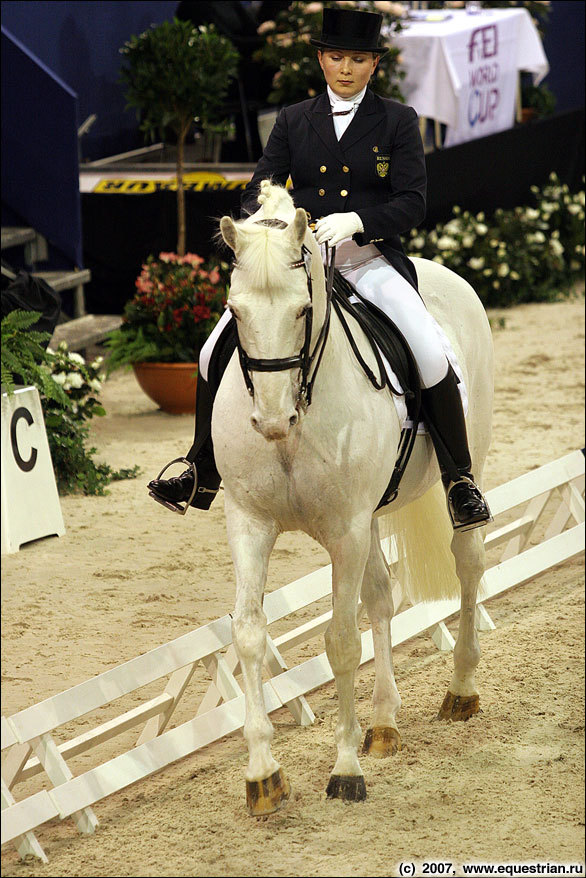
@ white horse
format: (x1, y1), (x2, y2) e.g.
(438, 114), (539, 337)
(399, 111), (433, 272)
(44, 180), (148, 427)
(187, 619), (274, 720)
(215, 181), (493, 815)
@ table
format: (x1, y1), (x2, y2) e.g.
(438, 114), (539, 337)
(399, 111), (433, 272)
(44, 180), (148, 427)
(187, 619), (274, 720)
(389, 7), (549, 147)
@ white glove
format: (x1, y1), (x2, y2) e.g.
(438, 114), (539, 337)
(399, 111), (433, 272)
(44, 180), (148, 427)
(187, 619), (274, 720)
(314, 212), (364, 246)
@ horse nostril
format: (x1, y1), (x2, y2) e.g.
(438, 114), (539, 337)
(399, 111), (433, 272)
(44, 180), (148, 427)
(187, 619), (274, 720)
(289, 413), (298, 427)
(250, 415), (259, 430)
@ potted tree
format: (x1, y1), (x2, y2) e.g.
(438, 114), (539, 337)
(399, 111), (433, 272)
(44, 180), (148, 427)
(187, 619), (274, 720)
(120, 18), (239, 256)
(114, 19), (238, 411)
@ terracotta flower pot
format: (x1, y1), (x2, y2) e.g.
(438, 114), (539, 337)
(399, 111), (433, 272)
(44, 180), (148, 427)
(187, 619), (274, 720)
(132, 362), (197, 415)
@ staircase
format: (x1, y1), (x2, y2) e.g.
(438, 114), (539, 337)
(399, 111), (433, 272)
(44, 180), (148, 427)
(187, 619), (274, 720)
(1, 226), (121, 352)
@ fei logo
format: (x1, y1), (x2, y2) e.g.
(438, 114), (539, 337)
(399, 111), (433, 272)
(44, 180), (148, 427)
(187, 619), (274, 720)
(467, 25), (498, 62)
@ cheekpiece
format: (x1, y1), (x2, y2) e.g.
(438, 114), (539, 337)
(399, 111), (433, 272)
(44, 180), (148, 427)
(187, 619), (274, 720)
(310, 7), (389, 56)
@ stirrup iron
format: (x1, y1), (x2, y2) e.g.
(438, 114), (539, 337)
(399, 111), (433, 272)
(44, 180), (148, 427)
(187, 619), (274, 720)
(148, 457), (197, 516)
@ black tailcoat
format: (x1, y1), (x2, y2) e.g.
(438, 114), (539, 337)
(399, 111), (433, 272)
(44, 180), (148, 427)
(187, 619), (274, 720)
(241, 89), (427, 289)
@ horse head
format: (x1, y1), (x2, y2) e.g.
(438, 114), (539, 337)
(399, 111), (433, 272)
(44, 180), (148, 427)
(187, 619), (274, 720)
(220, 185), (322, 442)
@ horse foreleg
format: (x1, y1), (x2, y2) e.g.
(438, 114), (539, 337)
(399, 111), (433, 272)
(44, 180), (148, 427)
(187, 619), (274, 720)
(438, 528), (485, 721)
(325, 519), (372, 802)
(225, 505), (289, 815)
(360, 519), (402, 757)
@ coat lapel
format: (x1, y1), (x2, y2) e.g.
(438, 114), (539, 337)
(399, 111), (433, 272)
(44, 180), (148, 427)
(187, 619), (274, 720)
(338, 89), (386, 152)
(305, 92), (346, 163)
(306, 90), (386, 159)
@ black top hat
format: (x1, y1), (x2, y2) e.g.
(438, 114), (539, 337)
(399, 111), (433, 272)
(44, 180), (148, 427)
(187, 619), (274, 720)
(310, 7), (389, 56)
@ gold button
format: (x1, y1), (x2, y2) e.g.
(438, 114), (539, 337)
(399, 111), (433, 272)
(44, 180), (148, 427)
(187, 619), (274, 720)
(342, 165), (350, 173)
(320, 165), (327, 173)
(318, 188), (325, 196)
(340, 189), (348, 197)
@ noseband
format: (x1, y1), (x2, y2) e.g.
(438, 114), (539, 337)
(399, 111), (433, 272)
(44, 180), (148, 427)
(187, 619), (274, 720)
(232, 218), (334, 409)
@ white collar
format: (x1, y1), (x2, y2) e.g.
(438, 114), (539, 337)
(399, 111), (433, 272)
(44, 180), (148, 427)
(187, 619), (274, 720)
(327, 84), (367, 110)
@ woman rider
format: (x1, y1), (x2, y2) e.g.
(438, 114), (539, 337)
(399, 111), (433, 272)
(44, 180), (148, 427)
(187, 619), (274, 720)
(148, 6), (491, 531)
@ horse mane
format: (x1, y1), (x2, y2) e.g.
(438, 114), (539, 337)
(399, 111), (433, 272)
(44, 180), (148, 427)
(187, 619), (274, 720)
(229, 182), (301, 291)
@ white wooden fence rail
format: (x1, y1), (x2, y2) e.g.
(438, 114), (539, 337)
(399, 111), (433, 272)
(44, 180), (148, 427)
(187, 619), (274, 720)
(2, 451), (584, 862)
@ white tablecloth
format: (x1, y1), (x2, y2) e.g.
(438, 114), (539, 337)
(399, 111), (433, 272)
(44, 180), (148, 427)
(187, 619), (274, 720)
(388, 8), (549, 147)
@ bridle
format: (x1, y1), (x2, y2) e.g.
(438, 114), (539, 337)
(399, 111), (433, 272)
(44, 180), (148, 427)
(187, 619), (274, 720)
(232, 218), (335, 410)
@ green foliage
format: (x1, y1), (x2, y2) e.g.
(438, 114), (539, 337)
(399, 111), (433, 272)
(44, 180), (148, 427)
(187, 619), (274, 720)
(1, 314), (140, 495)
(1, 310), (69, 404)
(254, 1), (406, 106)
(42, 345), (140, 495)
(521, 82), (557, 118)
(105, 253), (230, 371)
(119, 19), (239, 141)
(406, 175), (585, 308)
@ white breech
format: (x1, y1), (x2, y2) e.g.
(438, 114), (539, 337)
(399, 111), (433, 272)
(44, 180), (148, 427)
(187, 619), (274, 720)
(335, 242), (449, 389)
(200, 241), (449, 390)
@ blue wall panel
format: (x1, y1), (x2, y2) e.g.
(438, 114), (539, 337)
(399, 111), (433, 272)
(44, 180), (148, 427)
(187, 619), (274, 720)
(2, 26), (83, 266)
(1, 1), (178, 160)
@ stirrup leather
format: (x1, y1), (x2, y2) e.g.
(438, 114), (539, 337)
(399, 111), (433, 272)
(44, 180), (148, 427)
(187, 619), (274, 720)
(446, 476), (493, 533)
(148, 457), (198, 516)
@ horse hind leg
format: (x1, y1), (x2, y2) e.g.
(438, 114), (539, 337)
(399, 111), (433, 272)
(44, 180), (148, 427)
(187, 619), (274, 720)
(226, 506), (290, 815)
(438, 527), (485, 721)
(360, 519), (402, 757)
(324, 517), (373, 801)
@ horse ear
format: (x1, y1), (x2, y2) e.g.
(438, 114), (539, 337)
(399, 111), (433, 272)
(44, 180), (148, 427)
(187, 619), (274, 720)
(289, 208), (307, 245)
(220, 216), (238, 252)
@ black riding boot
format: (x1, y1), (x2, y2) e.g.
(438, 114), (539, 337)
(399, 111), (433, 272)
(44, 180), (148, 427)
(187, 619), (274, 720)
(148, 374), (221, 512)
(148, 321), (238, 513)
(420, 367), (492, 531)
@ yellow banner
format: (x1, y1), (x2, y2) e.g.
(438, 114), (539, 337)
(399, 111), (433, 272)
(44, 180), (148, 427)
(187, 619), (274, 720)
(92, 171), (250, 194)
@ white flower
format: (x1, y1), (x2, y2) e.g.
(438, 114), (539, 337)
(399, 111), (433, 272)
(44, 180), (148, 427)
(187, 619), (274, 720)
(89, 379), (102, 392)
(482, 268), (493, 276)
(489, 239), (499, 248)
(65, 372), (84, 389)
(67, 352), (85, 365)
(52, 372), (67, 385)
(444, 220), (461, 234)
(492, 280), (500, 289)
(437, 235), (457, 250)
(46, 346), (55, 355)
(550, 239), (564, 256)
(462, 234), (475, 248)
(510, 271), (520, 280)
(525, 208), (540, 220)
(468, 257), (485, 270)
(476, 223), (488, 235)
(476, 212), (485, 221)
(433, 255), (444, 264)
(72, 403), (78, 414)
(411, 236), (425, 249)
(568, 204), (581, 215)
(91, 356), (104, 369)
(531, 231), (546, 244)
(497, 263), (510, 277)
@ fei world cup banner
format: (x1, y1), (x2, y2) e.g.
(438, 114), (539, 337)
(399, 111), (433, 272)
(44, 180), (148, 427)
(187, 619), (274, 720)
(444, 11), (546, 147)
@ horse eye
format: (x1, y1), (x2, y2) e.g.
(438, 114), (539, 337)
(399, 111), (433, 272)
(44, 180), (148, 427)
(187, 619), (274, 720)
(297, 304), (311, 319)
(227, 304), (240, 320)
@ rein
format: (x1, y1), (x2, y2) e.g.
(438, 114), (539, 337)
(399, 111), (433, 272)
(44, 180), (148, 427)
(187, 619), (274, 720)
(232, 218), (335, 409)
(230, 216), (420, 507)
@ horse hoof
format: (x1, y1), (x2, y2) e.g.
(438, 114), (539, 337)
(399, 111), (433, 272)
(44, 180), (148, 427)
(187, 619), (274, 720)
(437, 690), (480, 721)
(246, 768), (290, 816)
(326, 774), (366, 802)
(362, 726), (401, 758)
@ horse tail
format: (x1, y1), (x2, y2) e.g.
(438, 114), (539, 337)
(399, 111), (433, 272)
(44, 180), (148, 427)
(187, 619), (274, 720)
(379, 481), (461, 604)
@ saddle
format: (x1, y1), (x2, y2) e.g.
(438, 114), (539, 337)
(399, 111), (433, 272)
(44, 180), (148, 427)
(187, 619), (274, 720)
(331, 270), (422, 509)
